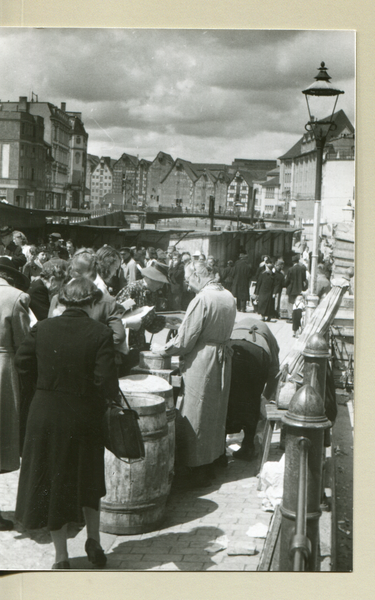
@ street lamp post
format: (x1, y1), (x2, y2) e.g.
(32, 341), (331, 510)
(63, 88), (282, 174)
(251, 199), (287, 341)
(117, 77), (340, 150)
(302, 62), (344, 322)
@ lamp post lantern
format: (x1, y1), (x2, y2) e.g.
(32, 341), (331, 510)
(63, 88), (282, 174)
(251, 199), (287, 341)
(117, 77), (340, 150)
(302, 62), (344, 321)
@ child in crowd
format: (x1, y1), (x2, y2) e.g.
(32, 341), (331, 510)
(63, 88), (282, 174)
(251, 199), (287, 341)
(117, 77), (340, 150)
(292, 294), (305, 338)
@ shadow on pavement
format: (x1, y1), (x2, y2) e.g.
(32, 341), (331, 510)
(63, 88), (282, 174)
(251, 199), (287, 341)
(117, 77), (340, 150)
(70, 526), (225, 571)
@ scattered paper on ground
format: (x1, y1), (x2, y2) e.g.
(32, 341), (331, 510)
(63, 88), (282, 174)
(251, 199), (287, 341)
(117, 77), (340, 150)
(227, 542), (257, 556)
(228, 444), (241, 452)
(246, 523), (268, 539)
(204, 534), (228, 553)
(257, 454), (285, 511)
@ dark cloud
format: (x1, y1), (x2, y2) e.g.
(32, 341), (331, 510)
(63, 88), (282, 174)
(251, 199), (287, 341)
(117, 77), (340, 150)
(0, 28), (354, 162)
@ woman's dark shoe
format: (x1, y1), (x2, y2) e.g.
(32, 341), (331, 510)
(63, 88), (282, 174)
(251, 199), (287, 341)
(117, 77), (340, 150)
(85, 538), (107, 568)
(52, 561), (70, 569)
(213, 453), (228, 468)
(0, 513), (14, 531)
(188, 465), (213, 489)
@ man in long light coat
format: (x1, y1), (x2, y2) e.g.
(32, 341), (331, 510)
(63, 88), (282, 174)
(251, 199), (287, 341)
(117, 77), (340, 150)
(0, 257), (30, 530)
(155, 264), (236, 488)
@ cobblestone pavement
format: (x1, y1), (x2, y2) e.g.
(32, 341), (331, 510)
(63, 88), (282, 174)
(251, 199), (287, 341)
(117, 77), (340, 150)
(0, 312), (298, 572)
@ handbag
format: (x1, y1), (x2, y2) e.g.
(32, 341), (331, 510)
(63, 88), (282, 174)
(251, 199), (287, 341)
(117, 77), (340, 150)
(104, 389), (145, 462)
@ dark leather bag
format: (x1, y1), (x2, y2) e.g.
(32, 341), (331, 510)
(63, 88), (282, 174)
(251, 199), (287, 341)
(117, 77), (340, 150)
(104, 390), (145, 462)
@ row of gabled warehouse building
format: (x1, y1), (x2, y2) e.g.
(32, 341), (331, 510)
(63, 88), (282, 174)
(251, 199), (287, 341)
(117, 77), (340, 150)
(88, 151), (279, 217)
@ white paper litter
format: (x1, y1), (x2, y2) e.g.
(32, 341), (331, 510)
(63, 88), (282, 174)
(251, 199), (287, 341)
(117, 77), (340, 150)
(228, 443), (241, 452)
(246, 522), (269, 539)
(204, 534), (228, 553)
(257, 454), (285, 511)
(227, 542), (257, 556)
(258, 454), (285, 492)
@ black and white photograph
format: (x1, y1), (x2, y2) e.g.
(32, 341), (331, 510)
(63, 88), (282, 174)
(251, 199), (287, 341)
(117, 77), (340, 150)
(0, 28), (355, 573)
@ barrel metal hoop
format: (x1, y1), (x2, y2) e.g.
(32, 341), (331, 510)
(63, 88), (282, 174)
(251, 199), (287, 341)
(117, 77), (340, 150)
(142, 424), (169, 441)
(166, 407), (176, 421)
(101, 494), (169, 514)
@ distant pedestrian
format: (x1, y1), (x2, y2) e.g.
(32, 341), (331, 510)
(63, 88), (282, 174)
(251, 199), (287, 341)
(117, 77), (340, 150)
(292, 294), (305, 337)
(168, 252), (185, 310)
(285, 254), (307, 321)
(232, 248), (252, 312)
(272, 258), (285, 318)
(255, 258), (274, 321)
(220, 260), (235, 291)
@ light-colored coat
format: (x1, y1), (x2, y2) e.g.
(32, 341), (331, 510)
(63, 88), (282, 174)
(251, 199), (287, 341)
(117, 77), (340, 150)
(0, 278), (30, 472)
(163, 282), (236, 467)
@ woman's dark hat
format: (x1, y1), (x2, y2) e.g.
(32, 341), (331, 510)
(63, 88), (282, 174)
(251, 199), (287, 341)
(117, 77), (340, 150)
(140, 260), (170, 284)
(0, 257), (29, 291)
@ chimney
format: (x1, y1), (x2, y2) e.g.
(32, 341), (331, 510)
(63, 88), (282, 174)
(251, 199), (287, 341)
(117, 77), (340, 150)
(61, 102), (66, 112)
(19, 96), (28, 111)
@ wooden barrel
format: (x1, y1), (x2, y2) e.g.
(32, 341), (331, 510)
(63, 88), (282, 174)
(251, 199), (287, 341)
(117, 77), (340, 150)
(139, 350), (172, 371)
(119, 375), (176, 488)
(100, 393), (169, 535)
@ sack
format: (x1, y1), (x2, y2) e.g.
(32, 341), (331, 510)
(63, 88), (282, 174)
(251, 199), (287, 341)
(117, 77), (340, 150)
(104, 390), (145, 462)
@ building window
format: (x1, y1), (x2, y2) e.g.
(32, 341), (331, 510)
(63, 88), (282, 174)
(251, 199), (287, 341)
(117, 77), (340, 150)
(266, 188), (275, 199)
(75, 152), (80, 164)
(76, 136), (81, 144)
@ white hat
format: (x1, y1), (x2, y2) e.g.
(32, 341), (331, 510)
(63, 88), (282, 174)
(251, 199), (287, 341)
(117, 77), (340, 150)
(192, 250), (201, 257)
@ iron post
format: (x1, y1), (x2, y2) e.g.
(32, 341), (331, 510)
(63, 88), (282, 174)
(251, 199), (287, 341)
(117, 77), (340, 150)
(279, 381), (331, 571)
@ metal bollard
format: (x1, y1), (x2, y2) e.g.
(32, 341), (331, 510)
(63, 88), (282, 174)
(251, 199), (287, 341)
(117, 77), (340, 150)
(303, 333), (330, 401)
(278, 383), (331, 571)
(303, 333), (331, 447)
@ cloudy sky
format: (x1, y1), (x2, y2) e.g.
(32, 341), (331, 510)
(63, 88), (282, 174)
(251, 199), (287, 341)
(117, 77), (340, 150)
(0, 28), (355, 164)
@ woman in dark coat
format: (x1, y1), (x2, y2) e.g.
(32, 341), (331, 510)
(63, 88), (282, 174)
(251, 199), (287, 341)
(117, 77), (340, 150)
(255, 260), (274, 321)
(14, 278), (119, 570)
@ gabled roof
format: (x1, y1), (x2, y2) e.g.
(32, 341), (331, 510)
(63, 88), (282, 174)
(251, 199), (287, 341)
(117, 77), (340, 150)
(114, 153), (139, 168)
(262, 175), (280, 187)
(229, 168), (273, 186)
(138, 158), (152, 168)
(94, 156), (113, 172)
(151, 151), (174, 166)
(71, 116), (87, 136)
(279, 110), (354, 160)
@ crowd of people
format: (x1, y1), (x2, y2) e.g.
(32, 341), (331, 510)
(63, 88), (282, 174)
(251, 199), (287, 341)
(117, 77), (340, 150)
(1, 223), (339, 569)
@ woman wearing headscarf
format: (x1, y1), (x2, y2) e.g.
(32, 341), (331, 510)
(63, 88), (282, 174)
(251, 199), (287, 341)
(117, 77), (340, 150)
(0, 258), (30, 531)
(14, 278), (119, 569)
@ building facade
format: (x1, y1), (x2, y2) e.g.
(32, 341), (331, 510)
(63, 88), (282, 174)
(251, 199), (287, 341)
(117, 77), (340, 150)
(1, 96), (89, 210)
(85, 154), (100, 207)
(278, 110), (355, 222)
(91, 157), (114, 206)
(112, 153), (139, 207)
(146, 151), (174, 209)
(135, 158), (151, 206)
(66, 111), (88, 209)
(0, 107), (49, 208)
